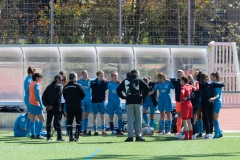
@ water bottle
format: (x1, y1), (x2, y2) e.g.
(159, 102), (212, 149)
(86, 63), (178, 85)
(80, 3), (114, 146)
(154, 122), (159, 133)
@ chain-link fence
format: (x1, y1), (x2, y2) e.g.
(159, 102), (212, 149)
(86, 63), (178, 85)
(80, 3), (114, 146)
(0, 0), (240, 46)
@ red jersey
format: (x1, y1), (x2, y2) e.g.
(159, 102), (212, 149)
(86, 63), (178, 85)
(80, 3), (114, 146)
(180, 82), (199, 103)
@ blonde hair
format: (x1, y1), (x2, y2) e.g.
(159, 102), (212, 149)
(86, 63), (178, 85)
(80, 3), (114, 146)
(187, 74), (194, 82)
(82, 70), (88, 75)
(59, 71), (67, 86)
(157, 72), (167, 80)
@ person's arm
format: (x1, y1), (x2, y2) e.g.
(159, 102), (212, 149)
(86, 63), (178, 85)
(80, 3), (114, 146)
(63, 86), (66, 100)
(149, 83), (158, 95)
(170, 78), (178, 87)
(116, 81), (126, 99)
(51, 84), (63, 106)
(180, 88), (185, 103)
(34, 84), (43, 110)
(141, 80), (150, 99)
(192, 81), (199, 91)
(209, 87), (220, 102)
(42, 86), (49, 107)
(170, 81), (175, 89)
(213, 82), (225, 88)
(78, 84), (86, 100)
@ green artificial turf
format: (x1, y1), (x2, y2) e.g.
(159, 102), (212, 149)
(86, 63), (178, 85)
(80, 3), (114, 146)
(1, 131), (240, 160)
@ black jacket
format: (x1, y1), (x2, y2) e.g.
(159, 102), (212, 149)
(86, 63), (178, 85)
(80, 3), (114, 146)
(91, 78), (108, 103)
(143, 82), (157, 107)
(63, 81), (85, 112)
(42, 81), (63, 112)
(116, 75), (150, 105)
(170, 78), (181, 102)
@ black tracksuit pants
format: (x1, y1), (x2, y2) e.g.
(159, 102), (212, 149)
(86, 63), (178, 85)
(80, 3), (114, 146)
(46, 110), (62, 139)
(67, 109), (82, 139)
(202, 103), (214, 134)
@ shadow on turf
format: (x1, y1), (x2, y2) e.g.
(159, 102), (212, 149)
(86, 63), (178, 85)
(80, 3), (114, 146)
(49, 152), (240, 160)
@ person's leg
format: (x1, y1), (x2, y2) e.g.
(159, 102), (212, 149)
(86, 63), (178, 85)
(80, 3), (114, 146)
(158, 99), (165, 134)
(100, 103), (106, 134)
(181, 103), (189, 140)
(167, 112), (172, 134)
(176, 102), (182, 134)
(83, 101), (91, 133)
(36, 113), (45, 138)
(126, 104), (134, 140)
(202, 105), (210, 135)
(107, 103), (115, 134)
(197, 107), (203, 136)
(116, 106), (123, 133)
(30, 114), (37, 138)
(54, 111), (63, 140)
(187, 119), (193, 140)
(46, 110), (54, 139)
(209, 104), (214, 135)
(92, 103), (98, 134)
(134, 104), (143, 140)
(74, 110), (82, 140)
(149, 102), (155, 128)
(67, 112), (74, 140)
(142, 101), (149, 126)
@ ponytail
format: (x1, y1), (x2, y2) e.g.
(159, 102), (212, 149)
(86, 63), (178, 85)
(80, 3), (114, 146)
(210, 71), (221, 82)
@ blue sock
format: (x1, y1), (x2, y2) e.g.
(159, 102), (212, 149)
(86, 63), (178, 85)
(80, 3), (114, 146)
(150, 119), (154, 128)
(167, 120), (172, 133)
(26, 118), (31, 135)
(36, 122), (43, 136)
(161, 120), (165, 132)
(81, 119), (85, 132)
(118, 119), (123, 131)
(101, 125), (105, 131)
(84, 118), (88, 131)
(143, 114), (148, 124)
(94, 125), (97, 131)
(214, 120), (219, 137)
(219, 126), (222, 136)
(65, 120), (68, 135)
(198, 120), (203, 134)
(30, 122), (35, 136)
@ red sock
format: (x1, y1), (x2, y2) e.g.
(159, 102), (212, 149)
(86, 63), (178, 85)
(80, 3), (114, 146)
(183, 130), (189, 140)
(189, 130), (193, 140)
(177, 118), (182, 133)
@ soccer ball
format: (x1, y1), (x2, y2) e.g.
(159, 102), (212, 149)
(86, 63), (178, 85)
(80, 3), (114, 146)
(146, 127), (154, 135)
(123, 124), (128, 132)
(141, 127), (148, 135)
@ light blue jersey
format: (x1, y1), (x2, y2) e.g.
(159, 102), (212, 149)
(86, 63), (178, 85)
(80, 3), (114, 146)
(24, 75), (32, 98)
(153, 81), (175, 97)
(107, 81), (121, 104)
(153, 81), (174, 112)
(214, 81), (222, 104)
(77, 79), (93, 102)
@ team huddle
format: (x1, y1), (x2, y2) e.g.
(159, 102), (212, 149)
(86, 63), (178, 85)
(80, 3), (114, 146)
(20, 66), (224, 142)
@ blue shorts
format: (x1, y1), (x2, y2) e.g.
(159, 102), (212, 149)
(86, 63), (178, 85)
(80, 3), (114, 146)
(143, 99), (156, 115)
(92, 103), (106, 115)
(82, 101), (92, 112)
(158, 96), (172, 112)
(107, 103), (122, 117)
(213, 103), (222, 114)
(63, 104), (66, 113)
(24, 97), (31, 113)
(30, 104), (43, 115)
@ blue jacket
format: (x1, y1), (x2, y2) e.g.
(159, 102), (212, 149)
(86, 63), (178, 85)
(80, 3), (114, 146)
(91, 78), (108, 103)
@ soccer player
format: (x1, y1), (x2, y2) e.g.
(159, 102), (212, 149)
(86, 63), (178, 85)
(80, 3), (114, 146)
(13, 113), (46, 137)
(29, 73), (45, 139)
(107, 71), (124, 135)
(63, 72), (85, 142)
(149, 72), (174, 135)
(117, 70), (149, 142)
(200, 73), (225, 139)
(180, 76), (199, 140)
(210, 71), (223, 138)
(42, 74), (65, 141)
(77, 70), (92, 136)
(23, 66), (36, 137)
(209, 71), (223, 138)
(170, 70), (185, 135)
(91, 70), (108, 136)
(142, 77), (157, 128)
(59, 71), (68, 135)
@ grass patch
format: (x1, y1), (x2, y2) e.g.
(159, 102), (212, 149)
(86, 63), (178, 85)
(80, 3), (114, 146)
(1, 131), (240, 159)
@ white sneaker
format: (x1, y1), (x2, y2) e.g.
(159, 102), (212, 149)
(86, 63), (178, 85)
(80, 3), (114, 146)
(175, 134), (184, 139)
(192, 135), (196, 140)
(166, 132), (171, 136)
(202, 134), (212, 139)
(159, 131), (165, 135)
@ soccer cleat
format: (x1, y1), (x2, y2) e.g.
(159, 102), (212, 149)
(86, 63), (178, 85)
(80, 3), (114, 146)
(26, 133), (31, 138)
(111, 131), (116, 135)
(57, 138), (66, 141)
(83, 131), (91, 136)
(36, 135), (44, 139)
(192, 135), (196, 140)
(181, 137), (189, 140)
(196, 133), (202, 138)
(47, 138), (54, 141)
(202, 134), (212, 139)
(73, 137), (78, 142)
(159, 131), (165, 135)
(94, 132), (99, 136)
(125, 137), (134, 142)
(31, 135), (36, 139)
(135, 136), (145, 142)
(102, 131), (107, 135)
(116, 130), (124, 135)
(69, 138), (74, 142)
(175, 134), (184, 139)
(166, 132), (171, 136)
(79, 131), (83, 136)
(218, 134), (223, 138)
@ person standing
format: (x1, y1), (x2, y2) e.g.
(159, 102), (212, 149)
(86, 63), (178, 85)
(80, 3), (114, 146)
(117, 70), (149, 142)
(63, 72), (85, 142)
(23, 66), (36, 137)
(29, 73), (45, 139)
(42, 74), (65, 141)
